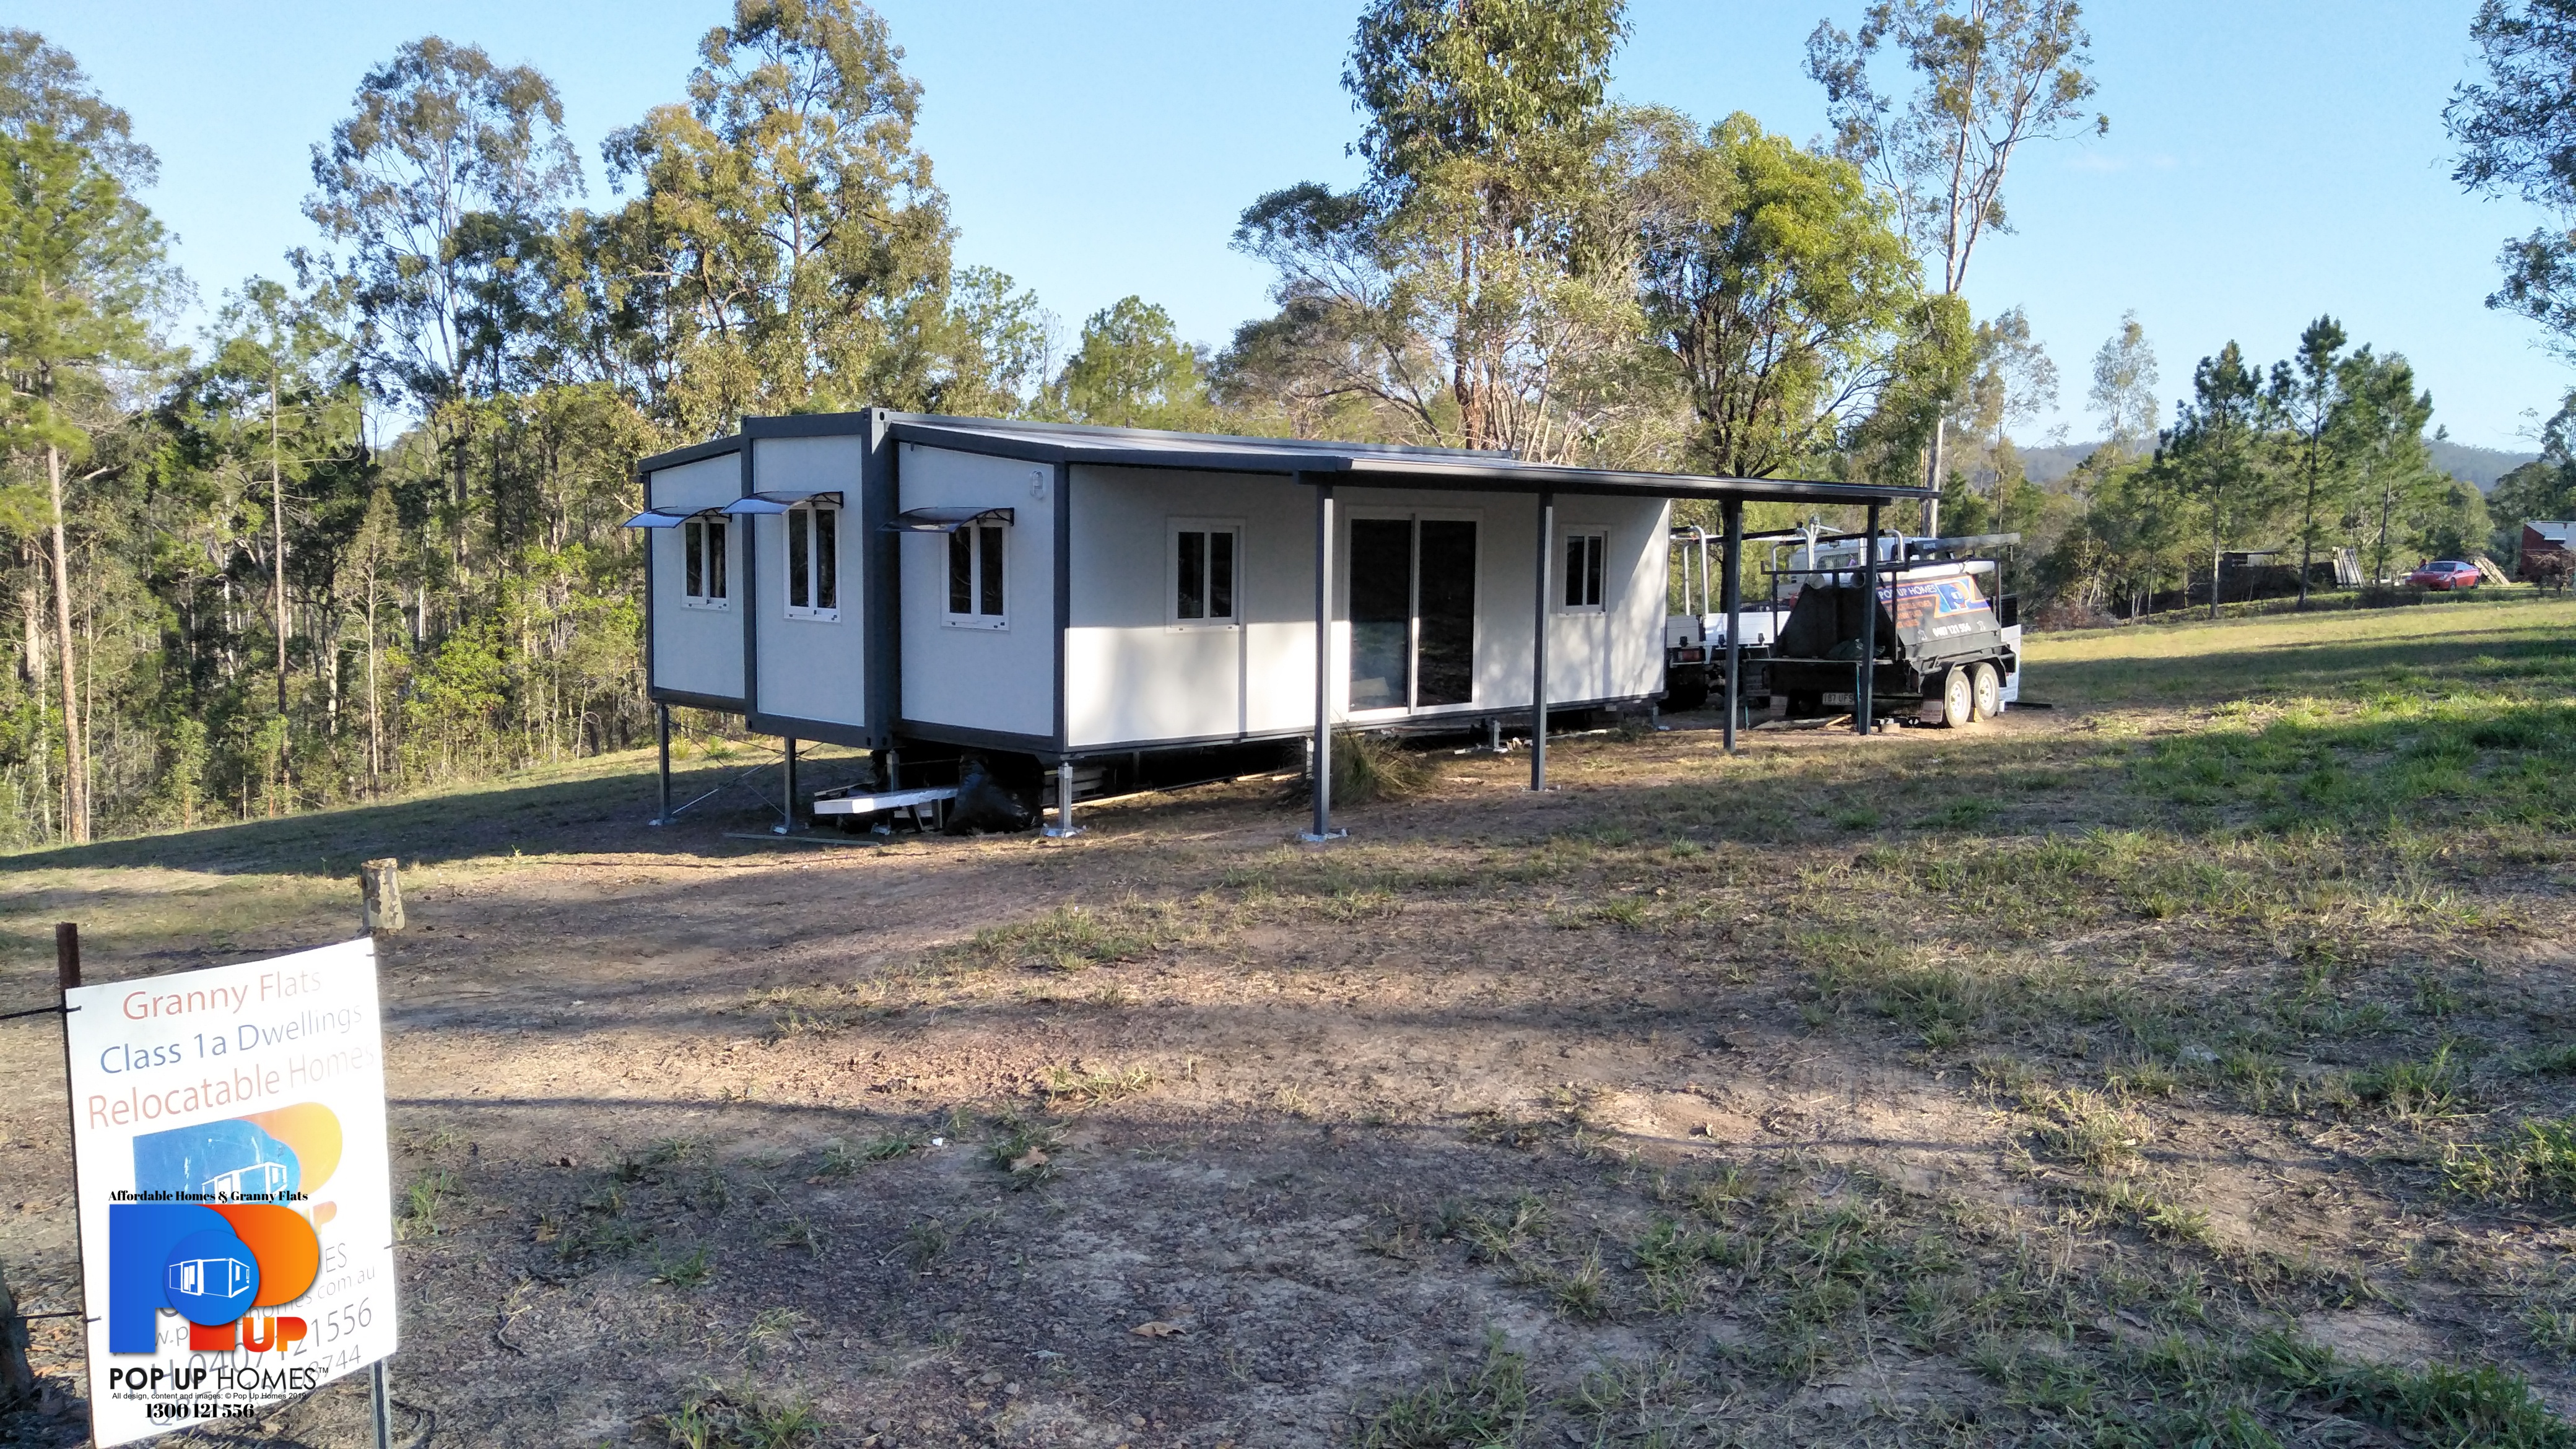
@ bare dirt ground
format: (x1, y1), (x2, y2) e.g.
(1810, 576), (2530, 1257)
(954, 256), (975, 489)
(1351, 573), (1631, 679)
(4, 594), (2576, 1447)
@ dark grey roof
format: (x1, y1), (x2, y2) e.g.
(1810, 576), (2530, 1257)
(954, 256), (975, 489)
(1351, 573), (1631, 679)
(642, 409), (1928, 507)
(888, 416), (1924, 506)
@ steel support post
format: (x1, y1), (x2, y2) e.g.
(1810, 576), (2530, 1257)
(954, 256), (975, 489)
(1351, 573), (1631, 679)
(1302, 477), (1342, 842)
(1045, 759), (1082, 838)
(1856, 503), (1881, 735)
(653, 703), (671, 825)
(776, 736), (798, 833)
(1721, 499), (1743, 754)
(1531, 491), (1554, 791)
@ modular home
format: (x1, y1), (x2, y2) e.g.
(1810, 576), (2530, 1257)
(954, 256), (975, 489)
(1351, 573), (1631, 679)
(627, 412), (1917, 835)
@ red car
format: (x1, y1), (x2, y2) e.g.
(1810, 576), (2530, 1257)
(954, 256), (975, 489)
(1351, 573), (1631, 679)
(2404, 560), (2482, 591)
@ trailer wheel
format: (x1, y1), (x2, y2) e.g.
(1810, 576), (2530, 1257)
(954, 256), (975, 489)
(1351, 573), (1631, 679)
(1970, 661), (2002, 720)
(1938, 666), (1974, 728)
(1786, 689), (1824, 718)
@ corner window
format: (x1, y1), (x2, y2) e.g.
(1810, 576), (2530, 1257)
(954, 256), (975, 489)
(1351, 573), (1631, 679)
(785, 502), (838, 619)
(683, 517), (728, 606)
(1172, 520), (1241, 625)
(946, 521), (1007, 629)
(1562, 529), (1606, 611)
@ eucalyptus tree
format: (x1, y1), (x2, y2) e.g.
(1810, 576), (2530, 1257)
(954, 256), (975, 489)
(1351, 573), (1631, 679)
(0, 29), (154, 185)
(602, 0), (956, 437)
(0, 124), (169, 842)
(2448, 0), (2576, 352)
(1233, 0), (1642, 462)
(2085, 310), (2158, 458)
(1958, 305), (2056, 469)
(1631, 109), (1930, 478)
(305, 37), (581, 573)
(1807, 0), (2105, 522)
(2265, 316), (2347, 607)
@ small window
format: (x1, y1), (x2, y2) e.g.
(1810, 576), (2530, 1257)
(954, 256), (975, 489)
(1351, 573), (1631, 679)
(1562, 530), (1606, 611)
(946, 520), (1008, 629)
(1173, 521), (1241, 625)
(785, 501), (838, 619)
(683, 517), (728, 606)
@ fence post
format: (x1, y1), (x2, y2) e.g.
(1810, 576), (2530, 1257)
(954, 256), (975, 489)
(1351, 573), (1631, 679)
(361, 860), (405, 935)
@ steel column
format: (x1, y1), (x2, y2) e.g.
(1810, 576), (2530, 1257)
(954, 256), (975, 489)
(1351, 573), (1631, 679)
(1532, 491), (1554, 791)
(1856, 503), (1881, 735)
(1721, 499), (1743, 754)
(777, 736), (798, 832)
(1303, 477), (1341, 842)
(1046, 759), (1081, 838)
(653, 703), (671, 825)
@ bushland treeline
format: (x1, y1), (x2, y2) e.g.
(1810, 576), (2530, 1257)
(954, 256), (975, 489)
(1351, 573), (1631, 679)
(0, 0), (2562, 845)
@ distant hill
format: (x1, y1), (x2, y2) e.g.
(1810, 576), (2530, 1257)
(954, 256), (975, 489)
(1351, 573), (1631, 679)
(2013, 438), (2536, 491)
(2429, 439), (2538, 490)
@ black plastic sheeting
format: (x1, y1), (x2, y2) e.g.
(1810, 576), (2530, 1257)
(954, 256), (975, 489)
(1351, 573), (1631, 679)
(947, 754), (1036, 834)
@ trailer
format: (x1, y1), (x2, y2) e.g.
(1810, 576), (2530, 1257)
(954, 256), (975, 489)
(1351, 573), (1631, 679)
(1661, 524), (1791, 713)
(1763, 531), (2023, 729)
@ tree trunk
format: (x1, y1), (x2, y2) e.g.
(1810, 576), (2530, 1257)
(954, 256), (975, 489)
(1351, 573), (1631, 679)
(272, 370), (289, 719)
(2211, 500), (2224, 622)
(45, 444), (85, 844)
(17, 541), (41, 690)
(1923, 417), (1946, 537)
(365, 580), (381, 783)
(2297, 432), (2317, 611)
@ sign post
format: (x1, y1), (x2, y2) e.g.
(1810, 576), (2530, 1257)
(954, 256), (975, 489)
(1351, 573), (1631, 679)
(61, 938), (398, 1445)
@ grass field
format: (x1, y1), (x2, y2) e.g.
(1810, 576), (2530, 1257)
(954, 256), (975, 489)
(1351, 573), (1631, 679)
(2, 593), (2573, 1447)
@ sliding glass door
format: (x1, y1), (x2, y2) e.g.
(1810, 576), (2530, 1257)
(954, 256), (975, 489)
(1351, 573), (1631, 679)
(1348, 516), (1477, 711)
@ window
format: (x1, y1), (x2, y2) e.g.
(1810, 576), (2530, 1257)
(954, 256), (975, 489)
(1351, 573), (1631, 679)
(682, 517), (727, 606)
(1172, 521), (1240, 625)
(784, 501), (838, 619)
(1562, 529), (1606, 611)
(946, 520), (1007, 628)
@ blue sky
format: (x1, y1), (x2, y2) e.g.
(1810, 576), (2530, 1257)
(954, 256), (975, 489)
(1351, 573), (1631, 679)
(17, 0), (2564, 450)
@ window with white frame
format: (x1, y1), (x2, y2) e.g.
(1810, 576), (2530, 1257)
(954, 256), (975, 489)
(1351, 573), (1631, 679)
(1172, 520), (1240, 625)
(946, 520), (1007, 628)
(682, 516), (728, 606)
(784, 501), (838, 619)
(1562, 529), (1606, 611)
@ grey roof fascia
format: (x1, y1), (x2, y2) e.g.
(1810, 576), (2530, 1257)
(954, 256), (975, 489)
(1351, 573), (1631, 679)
(637, 434), (744, 472)
(886, 420), (1342, 476)
(1337, 455), (1923, 504)
(742, 412), (876, 440)
(876, 417), (1929, 507)
(879, 410), (1511, 463)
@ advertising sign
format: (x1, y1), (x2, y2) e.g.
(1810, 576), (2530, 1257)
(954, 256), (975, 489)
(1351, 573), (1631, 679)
(61, 938), (398, 1445)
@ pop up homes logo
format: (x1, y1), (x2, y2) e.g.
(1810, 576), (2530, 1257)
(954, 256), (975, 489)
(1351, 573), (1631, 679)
(105, 1106), (342, 1383)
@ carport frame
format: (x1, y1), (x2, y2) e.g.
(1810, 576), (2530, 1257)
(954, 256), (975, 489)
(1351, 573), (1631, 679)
(1268, 457), (1926, 842)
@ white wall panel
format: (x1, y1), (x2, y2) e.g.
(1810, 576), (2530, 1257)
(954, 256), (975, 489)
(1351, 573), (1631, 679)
(751, 436), (866, 728)
(1062, 469), (1664, 750)
(645, 453), (744, 701)
(899, 444), (1055, 739)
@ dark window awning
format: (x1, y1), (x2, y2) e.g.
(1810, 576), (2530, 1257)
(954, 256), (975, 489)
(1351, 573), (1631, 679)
(724, 488), (844, 516)
(884, 506), (1016, 533)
